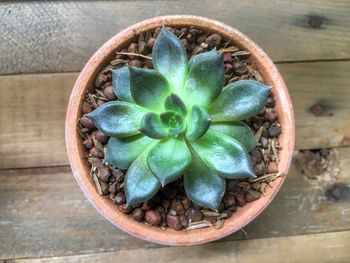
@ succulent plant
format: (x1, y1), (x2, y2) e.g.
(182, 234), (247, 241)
(87, 28), (271, 210)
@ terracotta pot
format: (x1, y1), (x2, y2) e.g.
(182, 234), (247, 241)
(66, 15), (295, 246)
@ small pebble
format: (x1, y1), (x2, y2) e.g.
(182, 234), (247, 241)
(223, 195), (236, 208)
(94, 130), (109, 144)
(171, 199), (185, 215)
(129, 59), (143, 68)
(141, 200), (153, 211)
(245, 189), (261, 202)
(83, 136), (93, 149)
(114, 192), (126, 205)
(82, 102), (93, 114)
(196, 34), (206, 44)
(254, 162), (266, 176)
(186, 207), (203, 221)
(118, 204), (133, 214)
(225, 63), (234, 74)
(154, 206), (165, 214)
(144, 58), (153, 69)
(89, 146), (104, 158)
(223, 52), (232, 63)
(250, 149), (263, 164)
(95, 73), (109, 88)
(259, 137), (269, 149)
(147, 37), (156, 49)
(227, 180), (239, 192)
(80, 116), (96, 130)
(112, 169), (124, 182)
(127, 43), (139, 55)
(233, 61), (247, 75)
(145, 210), (162, 226)
(132, 208), (145, 222)
(98, 166), (111, 183)
(192, 46), (204, 56)
(205, 34), (222, 48)
(138, 40), (149, 54)
(266, 110), (278, 122)
(266, 97), (275, 107)
(268, 126), (281, 137)
(181, 198), (191, 210)
(108, 182), (117, 195)
(179, 215), (189, 227)
(235, 193), (247, 207)
(100, 181), (109, 195)
(267, 161), (278, 173)
(103, 85), (116, 100)
(166, 214), (182, 230)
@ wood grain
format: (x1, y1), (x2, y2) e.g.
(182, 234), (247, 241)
(12, 231), (350, 263)
(1, 1), (350, 74)
(1, 61), (350, 169)
(1, 147), (349, 259)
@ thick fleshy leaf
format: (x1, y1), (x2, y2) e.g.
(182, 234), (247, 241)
(210, 121), (257, 151)
(188, 48), (217, 68)
(125, 149), (161, 206)
(189, 130), (255, 179)
(112, 67), (134, 102)
(148, 138), (191, 186)
(184, 147), (225, 210)
(140, 113), (168, 139)
(87, 101), (148, 137)
(186, 105), (211, 141)
(184, 52), (224, 107)
(209, 80), (271, 121)
(164, 93), (187, 115)
(152, 28), (188, 94)
(129, 67), (170, 112)
(105, 135), (155, 169)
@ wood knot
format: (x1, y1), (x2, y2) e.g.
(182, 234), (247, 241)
(308, 15), (323, 29)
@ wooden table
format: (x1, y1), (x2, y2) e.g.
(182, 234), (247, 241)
(1, 1), (350, 262)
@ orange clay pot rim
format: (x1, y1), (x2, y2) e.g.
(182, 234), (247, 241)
(65, 15), (295, 246)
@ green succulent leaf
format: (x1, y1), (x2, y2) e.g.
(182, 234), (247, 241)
(140, 112), (168, 139)
(112, 67), (134, 102)
(164, 93), (187, 115)
(129, 67), (170, 112)
(189, 130), (255, 179)
(188, 48), (217, 68)
(186, 105), (211, 141)
(153, 28), (188, 95)
(209, 80), (271, 121)
(184, 52), (224, 107)
(210, 121), (257, 152)
(148, 137), (191, 186)
(125, 149), (161, 206)
(87, 101), (148, 137)
(105, 135), (155, 169)
(184, 147), (225, 210)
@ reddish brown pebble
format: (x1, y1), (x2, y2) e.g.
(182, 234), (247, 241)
(100, 181), (109, 195)
(89, 146), (104, 158)
(268, 126), (281, 137)
(260, 137), (269, 149)
(154, 206), (165, 214)
(186, 207), (203, 222)
(103, 85), (116, 100)
(94, 130), (109, 144)
(112, 168), (124, 182)
(192, 46), (204, 56)
(250, 149), (262, 164)
(82, 102), (93, 114)
(98, 166), (111, 183)
(223, 195), (236, 208)
(196, 34), (206, 44)
(223, 52), (232, 63)
(114, 192), (126, 205)
(108, 182), (117, 195)
(129, 59), (143, 68)
(267, 161), (278, 173)
(147, 37), (156, 49)
(227, 180), (239, 192)
(166, 214), (182, 230)
(95, 73), (109, 88)
(118, 204), (132, 214)
(233, 61), (247, 75)
(83, 136), (93, 149)
(180, 215), (189, 227)
(266, 110), (278, 122)
(205, 34), (222, 48)
(171, 200), (185, 215)
(235, 193), (247, 207)
(145, 210), (162, 226)
(80, 116), (96, 130)
(224, 63), (234, 74)
(254, 162), (266, 176)
(181, 198), (191, 210)
(132, 208), (145, 222)
(245, 189), (261, 202)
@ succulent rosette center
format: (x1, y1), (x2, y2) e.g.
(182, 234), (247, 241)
(87, 28), (271, 210)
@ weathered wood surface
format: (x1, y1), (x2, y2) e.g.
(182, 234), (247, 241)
(1, 147), (349, 259)
(11, 231), (350, 263)
(1, 61), (350, 169)
(1, 1), (350, 74)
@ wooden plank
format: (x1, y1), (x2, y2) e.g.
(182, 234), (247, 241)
(1, 1), (350, 74)
(1, 61), (350, 169)
(1, 147), (350, 259)
(11, 231), (350, 263)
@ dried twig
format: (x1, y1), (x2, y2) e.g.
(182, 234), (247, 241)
(116, 52), (152, 60)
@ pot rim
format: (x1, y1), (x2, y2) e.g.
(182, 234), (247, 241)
(65, 15), (295, 246)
